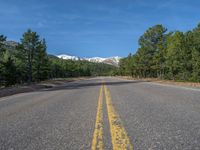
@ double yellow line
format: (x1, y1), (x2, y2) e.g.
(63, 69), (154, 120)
(91, 84), (133, 150)
(91, 86), (104, 150)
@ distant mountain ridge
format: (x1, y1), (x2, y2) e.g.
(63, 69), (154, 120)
(57, 54), (121, 66)
(3, 41), (121, 66)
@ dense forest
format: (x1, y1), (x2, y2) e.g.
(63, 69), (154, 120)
(0, 29), (116, 87)
(119, 24), (200, 82)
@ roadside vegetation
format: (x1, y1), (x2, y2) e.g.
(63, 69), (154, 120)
(0, 29), (116, 87)
(118, 24), (200, 82)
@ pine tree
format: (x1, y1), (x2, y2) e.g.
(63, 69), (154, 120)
(33, 39), (50, 81)
(0, 35), (6, 86)
(191, 24), (200, 81)
(136, 25), (167, 77)
(0, 35), (6, 56)
(16, 29), (40, 83)
(4, 57), (17, 87)
(165, 31), (193, 80)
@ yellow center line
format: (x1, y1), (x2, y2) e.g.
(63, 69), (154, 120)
(91, 85), (104, 150)
(104, 84), (133, 150)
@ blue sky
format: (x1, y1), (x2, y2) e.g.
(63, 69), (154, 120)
(1, 0), (200, 57)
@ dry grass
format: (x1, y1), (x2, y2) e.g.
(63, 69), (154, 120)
(117, 76), (200, 88)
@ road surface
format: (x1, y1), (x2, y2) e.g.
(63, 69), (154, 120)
(0, 77), (200, 150)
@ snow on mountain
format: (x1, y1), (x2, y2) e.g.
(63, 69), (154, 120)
(57, 54), (121, 66)
(105, 56), (121, 65)
(100, 56), (121, 66)
(84, 57), (106, 63)
(57, 54), (80, 60)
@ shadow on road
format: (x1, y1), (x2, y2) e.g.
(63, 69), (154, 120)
(0, 78), (149, 98)
(42, 79), (149, 92)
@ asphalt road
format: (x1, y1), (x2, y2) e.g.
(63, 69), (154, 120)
(0, 77), (200, 150)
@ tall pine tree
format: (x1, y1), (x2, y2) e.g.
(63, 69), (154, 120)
(16, 29), (40, 83)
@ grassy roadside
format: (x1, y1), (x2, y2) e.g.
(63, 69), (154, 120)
(0, 77), (88, 98)
(117, 76), (200, 88)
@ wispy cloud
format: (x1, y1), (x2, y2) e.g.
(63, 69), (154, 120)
(1, 0), (200, 57)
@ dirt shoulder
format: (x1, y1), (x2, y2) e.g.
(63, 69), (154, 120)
(117, 76), (200, 88)
(0, 77), (87, 98)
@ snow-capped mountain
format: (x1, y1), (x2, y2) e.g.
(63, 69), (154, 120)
(57, 54), (80, 60)
(84, 57), (106, 63)
(57, 54), (121, 66)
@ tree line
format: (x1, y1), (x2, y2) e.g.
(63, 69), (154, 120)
(0, 29), (116, 87)
(118, 24), (200, 82)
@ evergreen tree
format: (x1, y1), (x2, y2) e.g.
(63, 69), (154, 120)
(0, 35), (6, 56)
(165, 31), (192, 80)
(16, 29), (41, 83)
(136, 25), (167, 77)
(33, 39), (50, 81)
(0, 35), (7, 86)
(3, 57), (17, 87)
(191, 24), (200, 81)
(119, 23), (200, 81)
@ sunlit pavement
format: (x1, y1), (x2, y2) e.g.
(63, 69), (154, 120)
(0, 77), (200, 149)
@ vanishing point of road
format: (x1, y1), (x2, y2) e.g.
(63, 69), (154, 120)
(0, 77), (200, 150)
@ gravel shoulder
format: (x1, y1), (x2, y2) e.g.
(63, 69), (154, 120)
(117, 76), (200, 89)
(0, 77), (87, 98)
